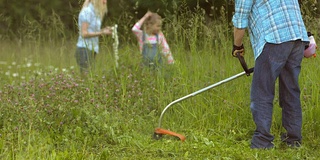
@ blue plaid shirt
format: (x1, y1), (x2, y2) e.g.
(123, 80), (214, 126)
(232, 0), (309, 59)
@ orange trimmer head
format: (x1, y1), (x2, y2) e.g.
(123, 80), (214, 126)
(153, 128), (186, 141)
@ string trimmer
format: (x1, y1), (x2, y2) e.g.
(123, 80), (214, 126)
(153, 53), (254, 141)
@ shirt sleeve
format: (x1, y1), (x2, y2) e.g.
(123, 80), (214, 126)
(158, 32), (174, 64)
(132, 22), (143, 52)
(232, 0), (253, 29)
(79, 7), (93, 23)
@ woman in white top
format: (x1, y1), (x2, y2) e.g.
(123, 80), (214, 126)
(75, 0), (112, 76)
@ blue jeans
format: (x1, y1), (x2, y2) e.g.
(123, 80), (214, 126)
(75, 47), (96, 75)
(142, 43), (162, 69)
(250, 40), (305, 148)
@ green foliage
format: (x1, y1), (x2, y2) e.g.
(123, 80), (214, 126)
(1, 0), (235, 41)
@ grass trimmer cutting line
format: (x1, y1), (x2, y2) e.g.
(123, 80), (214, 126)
(153, 53), (254, 141)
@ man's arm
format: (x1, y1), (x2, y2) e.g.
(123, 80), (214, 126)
(233, 27), (246, 46)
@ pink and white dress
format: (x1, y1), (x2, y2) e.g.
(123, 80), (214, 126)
(132, 22), (174, 64)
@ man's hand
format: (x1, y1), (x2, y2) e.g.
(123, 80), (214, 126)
(232, 44), (245, 57)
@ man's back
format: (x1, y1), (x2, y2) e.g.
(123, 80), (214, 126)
(232, 0), (309, 59)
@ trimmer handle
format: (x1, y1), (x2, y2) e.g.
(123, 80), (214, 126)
(236, 53), (254, 76)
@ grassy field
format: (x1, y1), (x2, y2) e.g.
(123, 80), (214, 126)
(1, 7), (320, 160)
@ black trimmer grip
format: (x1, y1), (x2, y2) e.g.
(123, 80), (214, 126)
(236, 53), (254, 76)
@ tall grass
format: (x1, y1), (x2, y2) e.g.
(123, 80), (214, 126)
(0, 1), (320, 159)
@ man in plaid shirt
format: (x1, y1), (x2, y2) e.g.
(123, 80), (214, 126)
(232, 0), (309, 149)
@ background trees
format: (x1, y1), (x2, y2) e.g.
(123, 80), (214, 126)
(0, 0), (318, 40)
(0, 0), (233, 38)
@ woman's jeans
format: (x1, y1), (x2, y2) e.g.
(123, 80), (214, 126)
(75, 47), (96, 75)
(250, 40), (305, 148)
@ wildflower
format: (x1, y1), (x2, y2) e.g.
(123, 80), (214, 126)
(112, 24), (119, 68)
(35, 71), (42, 75)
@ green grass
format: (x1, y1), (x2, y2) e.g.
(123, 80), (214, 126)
(1, 36), (320, 159)
(1, 7), (320, 159)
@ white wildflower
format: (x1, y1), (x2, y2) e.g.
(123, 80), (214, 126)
(112, 24), (119, 68)
(12, 73), (19, 77)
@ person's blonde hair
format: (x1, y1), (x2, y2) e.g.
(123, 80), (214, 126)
(144, 13), (162, 31)
(91, 0), (108, 20)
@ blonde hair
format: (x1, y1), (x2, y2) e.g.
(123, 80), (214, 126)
(91, 0), (108, 20)
(144, 13), (162, 31)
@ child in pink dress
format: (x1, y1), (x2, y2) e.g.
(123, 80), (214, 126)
(132, 11), (174, 68)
